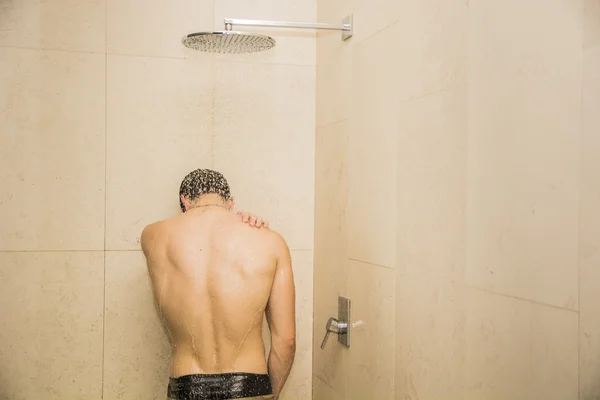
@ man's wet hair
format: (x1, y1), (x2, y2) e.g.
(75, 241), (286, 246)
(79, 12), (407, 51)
(179, 169), (232, 212)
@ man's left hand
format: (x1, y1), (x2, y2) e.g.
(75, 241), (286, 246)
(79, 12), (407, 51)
(236, 211), (270, 228)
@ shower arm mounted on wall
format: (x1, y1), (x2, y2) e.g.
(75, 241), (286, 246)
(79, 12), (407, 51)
(223, 14), (353, 41)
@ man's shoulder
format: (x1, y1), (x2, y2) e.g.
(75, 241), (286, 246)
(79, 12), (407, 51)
(142, 213), (182, 233)
(141, 218), (167, 235)
(140, 219), (171, 253)
(259, 228), (289, 254)
(236, 223), (287, 250)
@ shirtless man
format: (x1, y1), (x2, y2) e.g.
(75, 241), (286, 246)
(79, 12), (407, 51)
(141, 169), (296, 400)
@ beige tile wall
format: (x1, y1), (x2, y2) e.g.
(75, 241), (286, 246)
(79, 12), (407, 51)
(0, 252), (104, 399)
(281, 251), (314, 399)
(313, 120), (348, 396)
(0, 0), (105, 52)
(105, 54), (214, 250)
(0, 47), (106, 251)
(313, 375), (344, 400)
(465, 288), (579, 399)
(312, 0), (352, 392)
(395, 81), (467, 400)
(314, 0), (468, 398)
(107, 0), (214, 58)
(314, 0), (401, 398)
(346, 260), (395, 400)
(103, 251), (172, 399)
(212, 60), (315, 250)
(467, 0), (582, 310)
(315, 1), (596, 400)
(347, 25), (399, 269)
(580, 44), (600, 400)
(0, 0), (314, 398)
(585, 0), (600, 49)
(466, 1), (583, 398)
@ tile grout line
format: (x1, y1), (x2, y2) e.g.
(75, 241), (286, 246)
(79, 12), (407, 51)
(210, 52), (216, 168)
(316, 117), (350, 131)
(314, 374), (341, 397)
(213, 58), (315, 68)
(529, 300), (533, 399)
(101, 3), (108, 397)
(470, 285), (579, 313)
(577, 37), (585, 399)
(0, 44), (317, 68)
(0, 248), (314, 253)
(405, 79), (467, 103)
(210, 2), (216, 169)
(348, 257), (393, 270)
(358, 19), (400, 45)
(0, 249), (106, 253)
(392, 267), (397, 398)
(0, 44), (104, 54)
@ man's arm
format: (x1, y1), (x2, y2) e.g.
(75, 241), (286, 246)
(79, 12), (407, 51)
(265, 233), (296, 399)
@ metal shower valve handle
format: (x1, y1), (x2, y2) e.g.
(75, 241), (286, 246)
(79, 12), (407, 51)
(320, 317), (348, 349)
(320, 297), (351, 350)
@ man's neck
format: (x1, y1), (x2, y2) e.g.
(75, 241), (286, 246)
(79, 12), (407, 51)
(187, 196), (229, 211)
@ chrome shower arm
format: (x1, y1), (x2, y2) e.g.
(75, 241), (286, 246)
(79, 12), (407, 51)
(223, 15), (353, 40)
(224, 18), (347, 31)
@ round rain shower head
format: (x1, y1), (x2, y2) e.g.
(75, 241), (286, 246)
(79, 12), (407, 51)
(182, 31), (276, 54)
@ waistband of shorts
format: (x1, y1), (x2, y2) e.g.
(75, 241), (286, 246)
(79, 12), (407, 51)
(168, 372), (272, 400)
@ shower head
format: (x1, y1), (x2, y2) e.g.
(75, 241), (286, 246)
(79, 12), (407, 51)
(182, 31), (276, 54)
(183, 15), (353, 54)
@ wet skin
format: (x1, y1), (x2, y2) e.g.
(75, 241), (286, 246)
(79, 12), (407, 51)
(141, 205), (296, 397)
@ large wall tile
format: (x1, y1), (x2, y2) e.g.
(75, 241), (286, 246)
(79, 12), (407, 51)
(213, 61), (315, 250)
(346, 260), (395, 400)
(347, 25), (398, 268)
(316, 0), (355, 113)
(320, 0), (465, 118)
(585, 0), (600, 48)
(395, 84), (467, 399)
(313, 375), (343, 400)
(316, 43), (352, 127)
(530, 303), (578, 400)
(107, 0), (214, 58)
(0, 48), (105, 251)
(213, 0), (316, 65)
(466, 0), (583, 309)
(348, 0), (399, 43)
(105, 55), (213, 250)
(465, 288), (578, 399)
(580, 46), (600, 400)
(397, 0), (467, 100)
(396, 277), (465, 399)
(396, 85), (467, 279)
(317, 0), (351, 23)
(103, 251), (171, 400)
(0, 0), (105, 52)
(0, 252), (104, 399)
(313, 121), (348, 395)
(280, 250), (314, 400)
(465, 288), (531, 398)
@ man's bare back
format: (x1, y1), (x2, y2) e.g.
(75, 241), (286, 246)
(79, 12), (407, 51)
(142, 200), (295, 399)
(142, 205), (286, 372)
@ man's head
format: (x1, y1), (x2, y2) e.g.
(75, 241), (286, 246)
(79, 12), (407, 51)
(179, 169), (233, 212)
